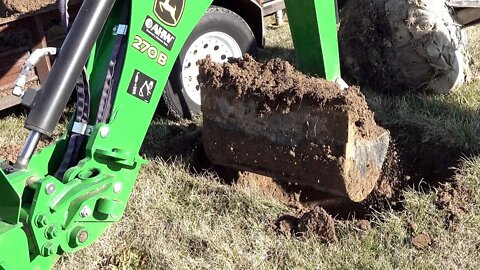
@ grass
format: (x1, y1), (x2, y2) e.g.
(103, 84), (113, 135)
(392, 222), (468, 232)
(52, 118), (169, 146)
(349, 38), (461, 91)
(1, 16), (480, 270)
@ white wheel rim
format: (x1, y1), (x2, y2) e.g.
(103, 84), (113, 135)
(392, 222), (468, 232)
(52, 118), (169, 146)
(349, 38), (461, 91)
(182, 31), (242, 105)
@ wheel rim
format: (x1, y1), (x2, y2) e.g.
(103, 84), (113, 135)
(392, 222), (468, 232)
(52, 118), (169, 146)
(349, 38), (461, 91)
(181, 31), (242, 105)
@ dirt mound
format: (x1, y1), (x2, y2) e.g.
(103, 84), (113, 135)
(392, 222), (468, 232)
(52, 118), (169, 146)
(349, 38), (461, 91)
(339, 0), (469, 94)
(199, 55), (380, 138)
(199, 55), (390, 202)
(297, 207), (338, 243)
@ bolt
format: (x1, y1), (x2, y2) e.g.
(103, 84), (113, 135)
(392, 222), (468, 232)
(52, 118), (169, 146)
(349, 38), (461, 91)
(77, 230), (89, 243)
(35, 215), (49, 227)
(45, 183), (56, 195)
(45, 225), (59, 239)
(26, 176), (40, 186)
(41, 242), (57, 257)
(113, 182), (122, 194)
(99, 126), (110, 138)
(79, 206), (92, 218)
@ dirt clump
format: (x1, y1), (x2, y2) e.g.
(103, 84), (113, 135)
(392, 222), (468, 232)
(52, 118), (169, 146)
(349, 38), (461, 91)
(411, 233), (432, 249)
(199, 55), (390, 202)
(275, 207), (337, 243)
(297, 207), (338, 243)
(436, 182), (473, 230)
(276, 215), (299, 238)
(356, 219), (371, 231)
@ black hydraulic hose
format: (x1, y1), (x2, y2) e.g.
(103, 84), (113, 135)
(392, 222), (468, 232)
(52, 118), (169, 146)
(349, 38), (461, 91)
(55, 69), (91, 179)
(57, 0), (70, 28)
(25, 0), (116, 136)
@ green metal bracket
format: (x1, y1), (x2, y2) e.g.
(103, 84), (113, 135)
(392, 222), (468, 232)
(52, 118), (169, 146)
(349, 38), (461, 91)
(0, 223), (30, 269)
(0, 0), (214, 269)
(284, 0), (341, 80)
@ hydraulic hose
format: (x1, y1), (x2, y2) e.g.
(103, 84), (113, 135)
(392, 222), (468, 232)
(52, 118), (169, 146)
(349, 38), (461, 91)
(25, 0), (116, 136)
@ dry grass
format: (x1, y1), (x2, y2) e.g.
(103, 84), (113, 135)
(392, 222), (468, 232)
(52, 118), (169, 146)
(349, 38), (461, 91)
(1, 14), (480, 270)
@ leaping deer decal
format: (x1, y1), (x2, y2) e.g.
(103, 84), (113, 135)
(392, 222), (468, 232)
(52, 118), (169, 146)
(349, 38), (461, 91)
(158, 0), (178, 25)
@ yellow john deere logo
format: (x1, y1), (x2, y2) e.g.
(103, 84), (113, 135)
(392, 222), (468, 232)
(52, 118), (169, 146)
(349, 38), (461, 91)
(154, 0), (185, 27)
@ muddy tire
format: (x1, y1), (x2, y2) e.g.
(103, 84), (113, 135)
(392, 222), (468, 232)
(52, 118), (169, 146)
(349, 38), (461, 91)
(161, 6), (258, 119)
(339, 0), (470, 94)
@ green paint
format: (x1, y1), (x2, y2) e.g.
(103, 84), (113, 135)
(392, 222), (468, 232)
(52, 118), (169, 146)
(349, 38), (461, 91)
(0, 0), (213, 269)
(284, 0), (341, 80)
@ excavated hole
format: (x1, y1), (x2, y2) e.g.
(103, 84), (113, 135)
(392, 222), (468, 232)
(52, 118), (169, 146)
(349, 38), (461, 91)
(140, 120), (468, 242)
(142, 121), (466, 220)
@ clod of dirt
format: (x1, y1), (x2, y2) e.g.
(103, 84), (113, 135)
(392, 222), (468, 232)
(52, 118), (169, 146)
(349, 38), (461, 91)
(357, 219), (371, 231)
(275, 207), (337, 243)
(339, 0), (469, 94)
(297, 207), (338, 243)
(411, 233), (431, 249)
(199, 55), (390, 202)
(436, 182), (473, 230)
(275, 215), (299, 238)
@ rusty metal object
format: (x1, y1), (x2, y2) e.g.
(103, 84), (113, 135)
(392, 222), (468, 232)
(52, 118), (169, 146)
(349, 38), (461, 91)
(0, 1), (81, 111)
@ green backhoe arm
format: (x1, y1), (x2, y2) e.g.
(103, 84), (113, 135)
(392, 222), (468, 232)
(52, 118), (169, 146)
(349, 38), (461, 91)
(0, 0), (340, 269)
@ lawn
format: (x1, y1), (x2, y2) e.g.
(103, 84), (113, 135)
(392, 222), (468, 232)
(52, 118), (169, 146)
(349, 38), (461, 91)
(1, 15), (480, 270)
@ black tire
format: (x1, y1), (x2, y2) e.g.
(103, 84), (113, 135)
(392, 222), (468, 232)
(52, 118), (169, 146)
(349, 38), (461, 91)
(161, 6), (258, 119)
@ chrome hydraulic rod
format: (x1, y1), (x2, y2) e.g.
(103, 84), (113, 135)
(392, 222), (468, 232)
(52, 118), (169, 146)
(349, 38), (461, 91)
(14, 131), (41, 169)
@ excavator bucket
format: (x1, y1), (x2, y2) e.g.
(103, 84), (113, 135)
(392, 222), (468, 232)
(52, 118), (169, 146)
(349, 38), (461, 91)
(199, 56), (390, 202)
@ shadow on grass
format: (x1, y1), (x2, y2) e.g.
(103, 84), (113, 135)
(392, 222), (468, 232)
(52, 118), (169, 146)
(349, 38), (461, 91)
(0, 105), (27, 119)
(138, 83), (480, 219)
(140, 120), (214, 176)
(366, 89), (480, 187)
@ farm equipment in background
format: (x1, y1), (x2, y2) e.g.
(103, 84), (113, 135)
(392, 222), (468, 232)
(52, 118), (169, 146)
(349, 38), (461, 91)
(0, 0), (478, 269)
(0, 0), (285, 112)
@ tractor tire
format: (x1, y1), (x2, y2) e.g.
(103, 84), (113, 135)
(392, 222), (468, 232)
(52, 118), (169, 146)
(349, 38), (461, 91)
(338, 0), (470, 94)
(161, 6), (258, 119)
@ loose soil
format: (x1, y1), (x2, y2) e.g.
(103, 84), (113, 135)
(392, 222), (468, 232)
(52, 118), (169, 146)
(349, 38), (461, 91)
(199, 55), (390, 202)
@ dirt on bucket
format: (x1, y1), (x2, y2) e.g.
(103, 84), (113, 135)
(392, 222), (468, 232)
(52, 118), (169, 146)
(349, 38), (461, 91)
(199, 55), (390, 202)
